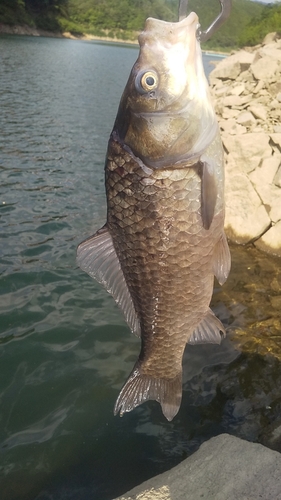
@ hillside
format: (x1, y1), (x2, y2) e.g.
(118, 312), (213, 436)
(0, 0), (279, 50)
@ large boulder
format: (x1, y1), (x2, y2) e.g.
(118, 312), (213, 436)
(114, 434), (281, 500)
(209, 50), (255, 81)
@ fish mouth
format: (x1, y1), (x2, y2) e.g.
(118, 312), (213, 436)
(139, 12), (199, 49)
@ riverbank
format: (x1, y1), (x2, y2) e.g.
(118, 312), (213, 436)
(0, 22), (138, 45)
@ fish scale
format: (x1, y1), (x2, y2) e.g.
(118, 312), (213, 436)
(77, 12), (231, 421)
(106, 137), (222, 379)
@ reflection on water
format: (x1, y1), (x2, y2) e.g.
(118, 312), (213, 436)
(0, 35), (281, 500)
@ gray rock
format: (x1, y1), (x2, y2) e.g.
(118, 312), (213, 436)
(263, 32), (279, 44)
(221, 108), (240, 120)
(249, 156), (280, 185)
(255, 221), (281, 257)
(274, 166), (281, 187)
(258, 45), (281, 61)
(218, 118), (237, 132)
(253, 80), (265, 94)
(251, 57), (279, 81)
(223, 95), (245, 107)
(270, 133), (281, 149)
(210, 60), (241, 81)
(210, 51), (254, 81)
(236, 111), (256, 127)
(249, 158), (281, 222)
(114, 434), (281, 500)
(224, 171), (271, 244)
(230, 84), (245, 96)
(248, 104), (267, 121)
(223, 133), (272, 173)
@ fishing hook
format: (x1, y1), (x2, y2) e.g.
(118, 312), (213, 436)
(178, 0), (232, 42)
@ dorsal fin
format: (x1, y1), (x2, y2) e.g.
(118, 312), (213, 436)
(77, 226), (141, 337)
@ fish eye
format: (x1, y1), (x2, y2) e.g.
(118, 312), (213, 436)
(135, 70), (158, 94)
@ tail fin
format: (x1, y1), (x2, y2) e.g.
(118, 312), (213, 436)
(114, 366), (182, 421)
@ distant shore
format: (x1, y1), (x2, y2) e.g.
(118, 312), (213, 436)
(0, 22), (138, 45)
(0, 22), (229, 54)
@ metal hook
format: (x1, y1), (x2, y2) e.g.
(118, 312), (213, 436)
(178, 0), (188, 22)
(178, 0), (232, 42)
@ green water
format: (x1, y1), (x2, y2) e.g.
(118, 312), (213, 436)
(1, 35), (281, 500)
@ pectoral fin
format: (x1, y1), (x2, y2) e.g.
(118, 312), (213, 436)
(213, 232), (231, 285)
(188, 308), (225, 345)
(201, 160), (217, 230)
(77, 226), (140, 337)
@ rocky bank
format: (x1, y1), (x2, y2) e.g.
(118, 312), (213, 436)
(209, 32), (281, 257)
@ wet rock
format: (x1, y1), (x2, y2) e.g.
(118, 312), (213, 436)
(270, 295), (281, 310)
(260, 421), (281, 453)
(209, 36), (281, 257)
(255, 221), (281, 257)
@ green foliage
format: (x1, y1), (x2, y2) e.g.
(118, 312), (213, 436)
(0, 0), (280, 50)
(239, 3), (281, 46)
(67, 0), (175, 32)
(185, 0), (265, 49)
(0, 0), (34, 25)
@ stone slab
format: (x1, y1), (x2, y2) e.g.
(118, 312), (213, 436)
(113, 434), (281, 500)
(255, 221), (281, 257)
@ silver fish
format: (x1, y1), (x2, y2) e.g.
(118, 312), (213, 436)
(77, 6), (231, 421)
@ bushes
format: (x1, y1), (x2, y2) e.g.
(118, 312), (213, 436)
(239, 3), (281, 46)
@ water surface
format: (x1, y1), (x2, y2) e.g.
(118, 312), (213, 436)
(1, 35), (281, 500)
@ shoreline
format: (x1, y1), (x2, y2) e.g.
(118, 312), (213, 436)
(0, 22), (229, 54)
(0, 22), (138, 45)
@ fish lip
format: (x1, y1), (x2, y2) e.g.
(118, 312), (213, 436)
(138, 12), (199, 49)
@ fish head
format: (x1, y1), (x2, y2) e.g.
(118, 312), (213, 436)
(113, 13), (218, 168)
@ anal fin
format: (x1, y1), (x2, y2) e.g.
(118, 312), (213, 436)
(114, 365), (182, 421)
(188, 308), (226, 345)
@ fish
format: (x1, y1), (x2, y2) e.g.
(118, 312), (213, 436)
(77, 12), (231, 421)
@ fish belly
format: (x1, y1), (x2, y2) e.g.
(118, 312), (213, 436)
(106, 136), (225, 420)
